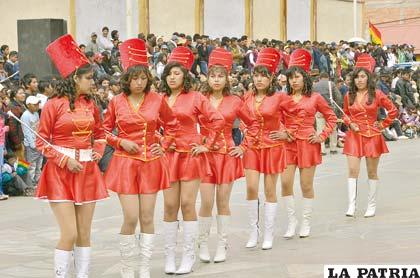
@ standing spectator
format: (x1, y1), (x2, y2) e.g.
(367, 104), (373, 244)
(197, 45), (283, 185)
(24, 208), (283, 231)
(98, 26), (114, 52)
(86, 32), (100, 54)
(385, 46), (397, 67)
(1, 45), (9, 60)
(156, 53), (167, 80)
(8, 87), (26, 160)
(4, 51), (19, 84)
(197, 36), (211, 75)
(313, 72), (342, 154)
(22, 73), (39, 96)
(276, 73), (288, 91)
(36, 79), (53, 109)
(21, 96), (42, 188)
(167, 35), (179, 52)
(111, 29), (119, 41)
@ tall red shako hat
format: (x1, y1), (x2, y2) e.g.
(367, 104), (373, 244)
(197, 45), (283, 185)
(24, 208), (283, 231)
(208, 48), (233, 73)
(255, 48), (282, 74)
(355, 53), (376, 73)
(288, 49), (312, 72)
(168, 46), (194, 70)
(119, 38), (148, 71)
(46, 34), (89, 78)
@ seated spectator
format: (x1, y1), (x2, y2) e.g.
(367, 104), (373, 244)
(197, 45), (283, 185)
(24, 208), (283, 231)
(0, 113), (9, 200)
(2, 153), (31, 196)
(400, 105), (420, 138)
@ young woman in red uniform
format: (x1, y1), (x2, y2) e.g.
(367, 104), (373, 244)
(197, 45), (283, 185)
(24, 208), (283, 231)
(197, 48), (258, 263)
(161, 47), (225, 274)
(243, 48), (290, 250)
(343, 54), (397, 218)
(272, 49), (337, 238)
(103, 39), (178, 278)
(36, 35), (108, 277)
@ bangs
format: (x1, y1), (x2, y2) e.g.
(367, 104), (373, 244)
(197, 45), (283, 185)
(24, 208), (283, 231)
(253, 65), (271, 77)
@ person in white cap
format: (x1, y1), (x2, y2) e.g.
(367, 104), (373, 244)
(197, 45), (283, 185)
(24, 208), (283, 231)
(20, 96), (42, 188)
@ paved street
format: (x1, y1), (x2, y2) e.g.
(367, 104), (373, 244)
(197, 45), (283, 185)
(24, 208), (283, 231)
(1, 139), (419, 278)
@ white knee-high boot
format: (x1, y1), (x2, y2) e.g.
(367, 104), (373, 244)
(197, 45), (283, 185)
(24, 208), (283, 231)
(175, 221), (198, 274)
(245, 199), (259, 248)
(364, 179), (378, 217)
(119, 234), (138, 278)
(299, 198), (313, 238)
(283, 196), (298, 239)
(54, 249), (72, 278)
(138, 233), (154, 278)
(262, 202), (277, 250)
(214, 215), (230, 263)
(197, 216), (212, 263)
(346, 178), (358, 217)
(74, 247), (91, 278)
(163, 221), (178, 274)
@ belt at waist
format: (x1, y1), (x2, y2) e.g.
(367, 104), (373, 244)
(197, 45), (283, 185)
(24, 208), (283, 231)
(54, 146), (93, 162)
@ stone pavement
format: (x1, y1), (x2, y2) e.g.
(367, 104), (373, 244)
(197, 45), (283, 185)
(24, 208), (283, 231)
(1, 139), (419, 278)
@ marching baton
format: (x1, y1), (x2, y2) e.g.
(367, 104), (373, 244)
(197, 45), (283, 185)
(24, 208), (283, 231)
(7, 110), (59, 151)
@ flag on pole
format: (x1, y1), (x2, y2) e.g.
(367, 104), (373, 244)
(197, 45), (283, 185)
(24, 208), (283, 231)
(369, 21), (382, 46)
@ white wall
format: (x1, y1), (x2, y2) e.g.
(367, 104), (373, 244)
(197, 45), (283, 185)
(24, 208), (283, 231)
(287, 0), (311, 41)
(149, 0), (195, 39)
(75, 0), (139, 45)
(0, 0), (70, 51)
(204, 0), (245, 38)
(253, 0), (281, 40)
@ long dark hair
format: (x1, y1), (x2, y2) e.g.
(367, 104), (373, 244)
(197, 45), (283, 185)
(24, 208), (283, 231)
(285, 66), (313, 96)
(348, 67), (376, 106)
(120, 65), (153, 95)
(201, 65), (231, 96)
(159, 62), (192, 96)
(251, 65), (276, 96)
(50, 63), (93, 111)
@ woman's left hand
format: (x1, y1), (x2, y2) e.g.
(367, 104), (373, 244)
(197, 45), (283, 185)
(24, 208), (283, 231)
(308, 133), (323, 144)
(151, 143), (165, 156)
(229, 146), (244, 157)
(190, 143), (209, 156)
(374, 121), (384, 130)
(92, 152), (102, 162)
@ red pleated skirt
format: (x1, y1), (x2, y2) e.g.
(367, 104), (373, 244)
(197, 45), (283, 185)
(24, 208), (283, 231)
(105, 155), (170, 194)
(166, 151), (212, 183)
(343, 131), (389, 158)
(286, 139), (322, 168)
(243, 145), (287, 174)
(35, 160), (108, 205)
(201, 152), (244, 185)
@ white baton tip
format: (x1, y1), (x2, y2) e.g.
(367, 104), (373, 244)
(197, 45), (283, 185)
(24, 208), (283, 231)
(7, 111), (14, 117)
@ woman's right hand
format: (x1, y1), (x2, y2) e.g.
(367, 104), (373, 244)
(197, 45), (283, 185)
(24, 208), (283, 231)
(269, 130), (290, 141)
(120, 139), (140, 154)
(66, 157), (83, 173)
(349, 123), (360, 132)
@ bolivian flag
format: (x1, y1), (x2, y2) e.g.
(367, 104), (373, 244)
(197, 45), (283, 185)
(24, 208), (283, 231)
(369, 21), (382, 46)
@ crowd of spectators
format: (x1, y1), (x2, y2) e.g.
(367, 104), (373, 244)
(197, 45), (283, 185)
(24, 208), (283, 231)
(0, 26), (419, 200)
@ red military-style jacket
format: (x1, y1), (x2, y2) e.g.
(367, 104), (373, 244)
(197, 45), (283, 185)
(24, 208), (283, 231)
(36, 96), (105, 168)
(164, 91), (225, 152)
(103, 92), (178, 161)
(199, 94), (259, 153)
(280, 92), (337, 141)
(343, 90), (398, 137)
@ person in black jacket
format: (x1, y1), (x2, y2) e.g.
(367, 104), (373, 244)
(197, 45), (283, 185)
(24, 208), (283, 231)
(394, 68), (415, 107)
